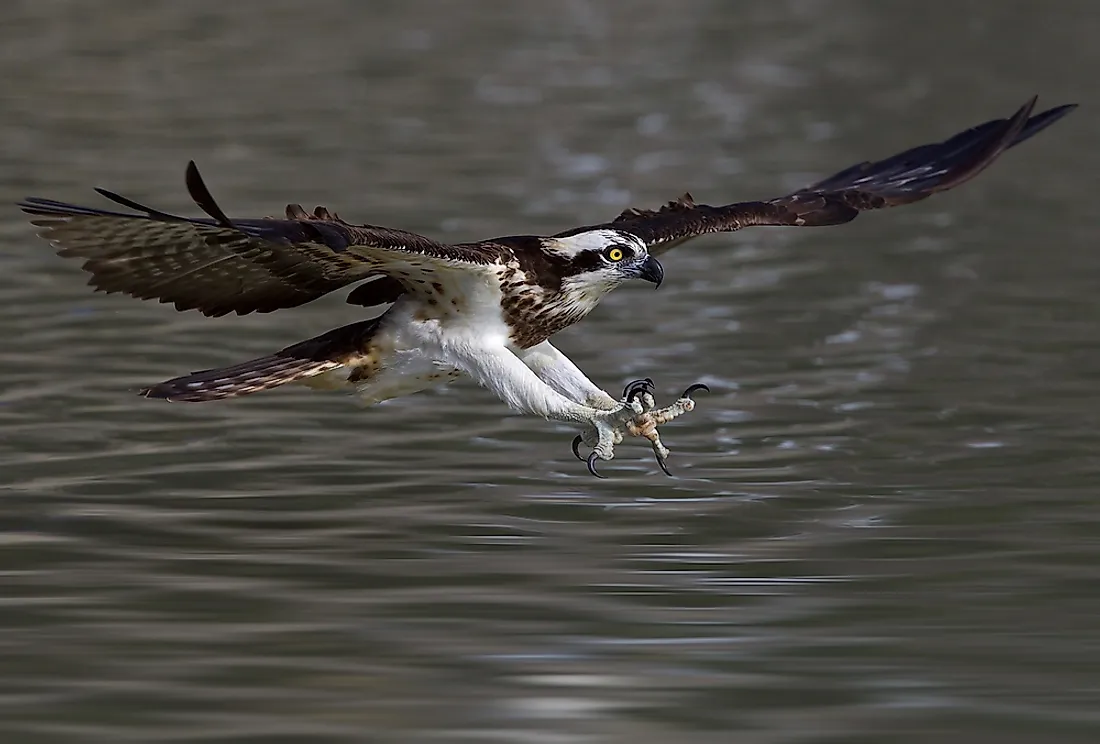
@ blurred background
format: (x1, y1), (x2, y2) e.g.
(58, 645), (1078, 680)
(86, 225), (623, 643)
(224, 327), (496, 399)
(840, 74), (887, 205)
(0, 1), (1096, 742)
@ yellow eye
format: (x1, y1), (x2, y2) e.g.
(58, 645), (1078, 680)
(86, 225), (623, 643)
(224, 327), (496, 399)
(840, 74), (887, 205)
(605, 247), (625, 262)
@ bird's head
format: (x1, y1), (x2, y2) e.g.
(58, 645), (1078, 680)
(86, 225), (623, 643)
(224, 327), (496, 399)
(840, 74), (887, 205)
(544, 230), (663, 309)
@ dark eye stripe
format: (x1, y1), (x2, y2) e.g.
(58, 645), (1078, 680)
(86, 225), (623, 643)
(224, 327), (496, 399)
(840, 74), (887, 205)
(562, 245), (634, 277)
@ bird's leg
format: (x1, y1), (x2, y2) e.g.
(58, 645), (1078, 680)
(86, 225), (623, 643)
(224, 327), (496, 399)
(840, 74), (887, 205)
(406, 338), (697, 479)
(517, 341), (622, 411)
(511, 341), (702, 477)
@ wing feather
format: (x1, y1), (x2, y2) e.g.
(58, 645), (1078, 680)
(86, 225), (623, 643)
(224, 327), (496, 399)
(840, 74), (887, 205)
(19, 162), (501, 316)
(564, 97), (1076, 255)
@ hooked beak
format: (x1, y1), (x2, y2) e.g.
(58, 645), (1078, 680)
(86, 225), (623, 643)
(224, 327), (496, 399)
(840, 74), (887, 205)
(636, 255), (664, 288)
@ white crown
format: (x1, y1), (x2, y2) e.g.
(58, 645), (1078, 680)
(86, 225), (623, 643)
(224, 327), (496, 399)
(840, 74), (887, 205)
(543, 229), (645, 259)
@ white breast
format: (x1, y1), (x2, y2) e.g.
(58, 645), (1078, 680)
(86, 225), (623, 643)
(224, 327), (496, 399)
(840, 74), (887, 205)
(390, 265), (515, 357)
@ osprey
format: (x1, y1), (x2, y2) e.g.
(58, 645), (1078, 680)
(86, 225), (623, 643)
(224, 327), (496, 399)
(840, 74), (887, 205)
(20, 97), (1074, 477)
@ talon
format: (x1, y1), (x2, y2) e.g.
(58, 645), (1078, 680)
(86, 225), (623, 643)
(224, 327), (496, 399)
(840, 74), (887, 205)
(586, 451), (606, 479)
(571, 435), (585, 461)
(622, 377), (656, 404)
(681, 382), (710, 399)
(652, 443), (673, 477)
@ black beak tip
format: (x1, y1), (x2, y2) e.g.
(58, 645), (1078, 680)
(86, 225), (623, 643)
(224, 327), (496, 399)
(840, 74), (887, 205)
(639, 256), (664, 288)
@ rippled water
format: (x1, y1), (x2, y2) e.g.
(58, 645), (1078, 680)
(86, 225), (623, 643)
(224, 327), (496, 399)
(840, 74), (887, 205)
(1, 2), (1097, 741)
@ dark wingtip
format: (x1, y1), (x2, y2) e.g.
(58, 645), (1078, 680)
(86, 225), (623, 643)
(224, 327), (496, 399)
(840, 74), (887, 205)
(91, 186), (184, 220)
(1010, 100), (1078, 149)
(17, 196), (69, 216)
(185, 160), (235, 229)
(929, 94), (1034, 192)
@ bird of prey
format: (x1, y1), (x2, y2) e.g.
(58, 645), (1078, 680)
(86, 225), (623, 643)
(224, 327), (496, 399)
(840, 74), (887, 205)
(20, 96), (1074, 477)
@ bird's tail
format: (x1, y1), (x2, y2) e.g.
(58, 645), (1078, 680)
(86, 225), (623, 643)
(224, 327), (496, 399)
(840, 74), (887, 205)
(140, 317), (382, 402)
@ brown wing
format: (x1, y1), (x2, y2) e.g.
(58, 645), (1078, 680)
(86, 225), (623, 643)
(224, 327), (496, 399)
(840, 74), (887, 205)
(561, 96), (1075, 256)
(19, 162), (497, 316)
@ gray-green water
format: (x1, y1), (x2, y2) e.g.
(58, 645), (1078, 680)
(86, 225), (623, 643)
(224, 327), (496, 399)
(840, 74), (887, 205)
(1, 2), (1097, 741)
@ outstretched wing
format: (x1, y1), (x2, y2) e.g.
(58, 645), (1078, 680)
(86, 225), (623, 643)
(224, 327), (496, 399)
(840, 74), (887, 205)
(20, 162), (500, 316)
(561, 96), (1075, 256)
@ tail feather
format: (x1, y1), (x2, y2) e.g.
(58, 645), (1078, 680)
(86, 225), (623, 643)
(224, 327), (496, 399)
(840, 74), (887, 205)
(140, 355), (343, 402)
(140, 317), (381, 402)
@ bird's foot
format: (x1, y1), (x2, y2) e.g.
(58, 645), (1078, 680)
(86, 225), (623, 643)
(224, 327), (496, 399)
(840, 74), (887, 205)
(571, 381), (708, 477)
(569, 387), (649, 478)
(625, 383), (708, 476)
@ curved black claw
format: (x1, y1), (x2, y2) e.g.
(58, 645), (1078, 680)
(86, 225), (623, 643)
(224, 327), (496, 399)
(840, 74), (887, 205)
(622, 377), (655, 404)
(571, 435), (585, 461)
(652, 445), (673, 477)
(681, 382), (710, 399)
(586, 451), (607, 479)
